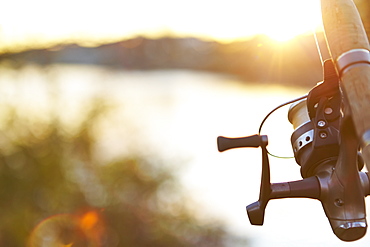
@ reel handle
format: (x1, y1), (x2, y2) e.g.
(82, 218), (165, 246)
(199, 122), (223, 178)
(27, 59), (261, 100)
(217, 134), (271, 224)
(247, 176), (321, 226)
(217, 135), (265, 152)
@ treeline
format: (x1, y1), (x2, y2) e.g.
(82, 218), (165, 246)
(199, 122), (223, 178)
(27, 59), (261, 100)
(0, 34), (325, 88)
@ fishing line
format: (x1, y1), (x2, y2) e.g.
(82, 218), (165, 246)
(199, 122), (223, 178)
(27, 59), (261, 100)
(258, 94), (308, 159)
(261, 25), (322, 159)
(258, 21), (322, 158)
(313, 30), (324, 65)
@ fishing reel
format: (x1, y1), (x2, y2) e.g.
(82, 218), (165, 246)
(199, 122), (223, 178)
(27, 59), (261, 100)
(217, 59), (370, 242)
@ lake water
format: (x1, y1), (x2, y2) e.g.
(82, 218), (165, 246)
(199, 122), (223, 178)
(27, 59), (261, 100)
(1, 64), (369, 246)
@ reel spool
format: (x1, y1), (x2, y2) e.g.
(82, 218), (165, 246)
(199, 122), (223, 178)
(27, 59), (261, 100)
(288, 96), (341, 178)
(288, 99), (314, 172)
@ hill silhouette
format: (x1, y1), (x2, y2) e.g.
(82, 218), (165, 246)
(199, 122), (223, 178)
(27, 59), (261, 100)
(0, 34), (328, 88)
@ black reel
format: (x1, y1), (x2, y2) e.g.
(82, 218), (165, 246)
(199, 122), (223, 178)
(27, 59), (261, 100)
(217, 59), (370, 242)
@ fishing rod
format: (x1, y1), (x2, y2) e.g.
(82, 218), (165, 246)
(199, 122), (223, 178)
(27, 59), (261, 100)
(217, 0), (370, 242)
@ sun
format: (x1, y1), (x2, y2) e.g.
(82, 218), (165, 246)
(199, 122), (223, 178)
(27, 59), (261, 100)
(206, 0), (323, 42)
(267, 28), (305, 42)
(264, 18), (321, 42)
(256, 0), (323, 42)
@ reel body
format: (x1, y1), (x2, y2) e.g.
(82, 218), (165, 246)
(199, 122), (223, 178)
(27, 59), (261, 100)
(217, 60), (370, 241)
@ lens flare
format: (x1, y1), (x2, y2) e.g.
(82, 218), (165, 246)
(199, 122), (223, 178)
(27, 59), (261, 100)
(28, 210), (105, 247)
(80, 211), (99, 231)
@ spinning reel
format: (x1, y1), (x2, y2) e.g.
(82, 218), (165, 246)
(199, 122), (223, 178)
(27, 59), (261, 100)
(217, 59), (370, 242)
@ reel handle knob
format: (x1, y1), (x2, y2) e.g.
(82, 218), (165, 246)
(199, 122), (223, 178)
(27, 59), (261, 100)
(217, 135), (266, 152)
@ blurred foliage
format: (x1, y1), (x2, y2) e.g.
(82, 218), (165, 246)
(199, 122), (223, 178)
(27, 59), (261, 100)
(0, 101), (246, 246)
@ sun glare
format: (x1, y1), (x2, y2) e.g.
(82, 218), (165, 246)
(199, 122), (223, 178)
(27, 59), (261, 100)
(244, 0), (323, 42)
(0, 0), (323, 52)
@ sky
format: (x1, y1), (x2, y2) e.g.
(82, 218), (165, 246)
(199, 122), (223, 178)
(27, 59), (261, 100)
(0, 0), (323, 52)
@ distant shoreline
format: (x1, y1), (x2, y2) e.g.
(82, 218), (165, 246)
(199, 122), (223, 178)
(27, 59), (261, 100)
(0, 35), (326, 88)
